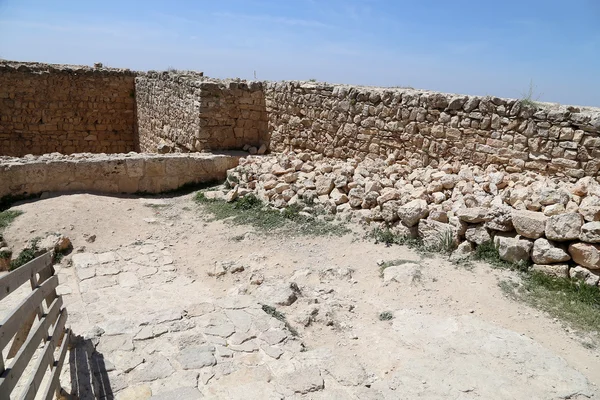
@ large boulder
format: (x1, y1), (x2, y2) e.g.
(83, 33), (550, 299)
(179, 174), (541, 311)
(545, 213), (583, 241)
(449, 241), (474, 263)
(398, 199), (429, 227)
(456, 207), (488, 223)
(530, 264), (570, 279)
(568, 242), (600, 270)
(531, 238), (570, 264)
(569, 266), (600, 286)
(578, 195), (600, 222)
(511, 210), (547, 239)
(484, 205), (514, 232)
(383, 263), (422, 285)
(465, 224), (491, 245)
(579, 221), (600, 243)
(315, 176), (334, 195)
(417, 219), (456, 248)
(495, 235), (533, 264)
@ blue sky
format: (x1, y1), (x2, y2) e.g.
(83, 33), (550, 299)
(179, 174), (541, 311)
(0, 0), (599, 106)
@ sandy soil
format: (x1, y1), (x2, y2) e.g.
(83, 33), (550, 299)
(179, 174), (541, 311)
(2, 192), (599, 399)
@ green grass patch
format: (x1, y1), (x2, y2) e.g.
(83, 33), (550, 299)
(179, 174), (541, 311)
(194, 191), (349, 237)
(0, 210), (23, 230)
(501, 272), (600, 333)
(370, 227), (421, 247)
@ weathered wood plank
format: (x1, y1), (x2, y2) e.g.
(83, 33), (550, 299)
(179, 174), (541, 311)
(18, 308), (67, 400)
(0, 275), (58, 352)
(0, 252), (53, 302)
(7, 311), (36, 359)
(41, 328), (70, 400)
(0, 297), (62, 394)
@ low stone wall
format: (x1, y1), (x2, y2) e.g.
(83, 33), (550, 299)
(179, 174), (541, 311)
(136, 73), (268, 153)
(0, 153), (239, 200)
(264, 82), (600, 179)
(0, 61), (137, 156)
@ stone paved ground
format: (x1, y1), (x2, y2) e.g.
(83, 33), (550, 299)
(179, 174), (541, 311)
(2, 193), (598, 399)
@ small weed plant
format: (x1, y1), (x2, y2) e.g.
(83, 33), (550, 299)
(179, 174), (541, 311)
(10, 238), (40, 271)
(520, 79), (542, 108)
(262, 304), (299, 336)
(379, 311), (394, 321)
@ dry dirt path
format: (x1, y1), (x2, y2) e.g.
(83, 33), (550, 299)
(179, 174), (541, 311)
(2, 192), (599, 399)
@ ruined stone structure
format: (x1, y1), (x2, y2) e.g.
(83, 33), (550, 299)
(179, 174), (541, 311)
(265, 82), (600, 179)
(1, 60), (599, 180)
(0, 153), (239, 199)
(136, 73), (268, 153)
(0, 62), (137, 156)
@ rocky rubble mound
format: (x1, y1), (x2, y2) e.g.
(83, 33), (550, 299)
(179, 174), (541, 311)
(209, 152), (600, 286)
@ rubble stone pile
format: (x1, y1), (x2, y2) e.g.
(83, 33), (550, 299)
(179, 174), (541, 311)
(217, 151), (600, 286)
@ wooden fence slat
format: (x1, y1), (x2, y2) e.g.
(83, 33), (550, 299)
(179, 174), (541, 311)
(0, 275), (58, 351)
(7, 311), (36, 359)
(18, 308), (67, 400)
(0, 297), (62, 395)
(0, 252), (53, 302)
(42, 328), (70, 400)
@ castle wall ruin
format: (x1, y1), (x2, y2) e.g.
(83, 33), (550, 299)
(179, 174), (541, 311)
(2, 60), (600, 181)
(264, 82), (600, 179)
(0, 62), (137, 156)
(135, 73), (268, 153)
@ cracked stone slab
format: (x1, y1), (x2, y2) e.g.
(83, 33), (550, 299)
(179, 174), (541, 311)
(224, 309), (253, 333)
(97, 251), (119, 264)
(109, 350), (145, 373)
(227, 331), (257, 346)
(149, 387), (203, 400)
(135, 325), (169, 341)
(186, 302), (216, 317)
(229, 339), (259, 353)
(72, 253), (99, 268)
(278, 368), (324, 394)
(119, 271), (140, 288)
(76, 266), (96, 281)
(178, 346), (217, 370)
(79, 275), (118, 292)
(96, 335), (134, 353)
(215, 295), (257, 310)
(116, 384), (152, 400)
(203, 323), (236, 338)
(258, 329), (287, 346)
(260, 345), (284, 360)
(96, 264), (122, 276)
(129, 355), (175, 383)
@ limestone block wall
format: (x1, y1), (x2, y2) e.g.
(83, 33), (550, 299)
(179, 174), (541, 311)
(0, 153), (239, 200)
(264, 82), (600, 179)
(136, 73), (268, 153)
(0, 62), (137, 156)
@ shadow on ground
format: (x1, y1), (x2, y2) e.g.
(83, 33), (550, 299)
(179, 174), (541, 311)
(66, 336), (113, 400)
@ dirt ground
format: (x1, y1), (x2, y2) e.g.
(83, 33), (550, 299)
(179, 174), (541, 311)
(3, 191), (599, 399)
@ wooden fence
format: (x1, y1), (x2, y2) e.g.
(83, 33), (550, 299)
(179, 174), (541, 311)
(0, 252), (70, 400)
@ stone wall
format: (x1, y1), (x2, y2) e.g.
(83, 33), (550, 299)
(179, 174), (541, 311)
(0, 61), (137, 156)
(136, 73), (268, 153)
(0, 153), (239, 200)
(264, 82), (600, 180)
